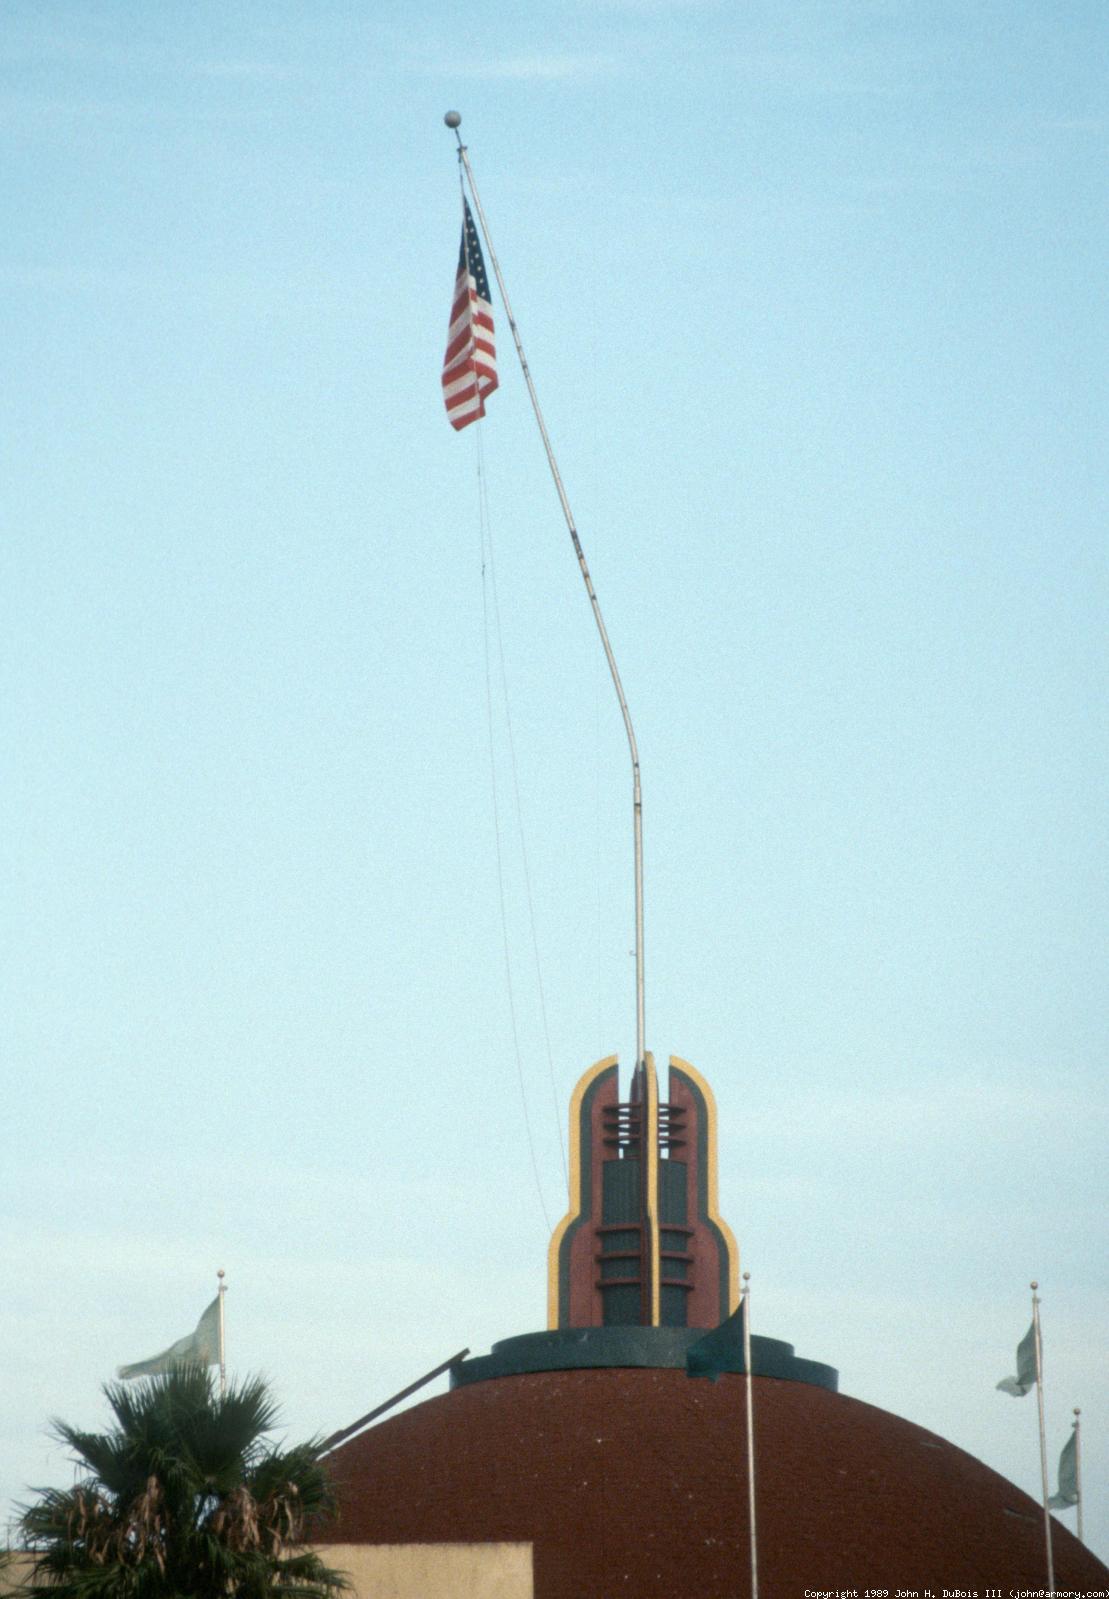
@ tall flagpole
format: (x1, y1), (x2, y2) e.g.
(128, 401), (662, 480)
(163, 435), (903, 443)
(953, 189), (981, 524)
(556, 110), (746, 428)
(444, 113), (646, 1092)
(1030, 1281), (1055, 1590)
(217, 1269), (227, 1399)
(1073, 1408), (1083, 1545)
(742, 1271), (758, 1599)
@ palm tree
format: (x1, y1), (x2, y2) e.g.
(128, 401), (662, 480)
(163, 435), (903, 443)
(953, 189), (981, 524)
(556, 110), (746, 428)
(15, 1365), (349, 1599)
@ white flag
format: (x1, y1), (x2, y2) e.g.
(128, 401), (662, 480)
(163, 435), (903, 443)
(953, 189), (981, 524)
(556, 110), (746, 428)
(996, 1320), (1036, 1397)
(1048, 1431), (1078, 1509)
(117, 1296), (219, 1380)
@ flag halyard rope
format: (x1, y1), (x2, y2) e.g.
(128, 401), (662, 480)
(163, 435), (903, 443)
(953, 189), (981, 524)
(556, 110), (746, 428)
(480, 479), (570, 1194)
(476, 423), (552, 1233)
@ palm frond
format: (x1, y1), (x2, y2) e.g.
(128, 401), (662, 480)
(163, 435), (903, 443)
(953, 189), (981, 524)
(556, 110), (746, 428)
(16, 1368), (348, 1599)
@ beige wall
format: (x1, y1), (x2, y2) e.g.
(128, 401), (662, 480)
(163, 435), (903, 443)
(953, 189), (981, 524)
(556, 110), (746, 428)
(3, 1545), (534, 1599)
(0, 1555), (31, 1592)
(324, 1544), (533, 1599)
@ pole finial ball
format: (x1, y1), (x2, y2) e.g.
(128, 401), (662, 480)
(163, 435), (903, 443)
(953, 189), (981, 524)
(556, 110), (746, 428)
(444, 111), (462, 128)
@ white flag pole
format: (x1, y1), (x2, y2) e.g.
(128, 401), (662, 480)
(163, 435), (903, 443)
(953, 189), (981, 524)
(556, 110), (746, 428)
(1031, 1281), (1055, 1589)
(217, 1269), (227, 1399)
(444, 111), (660, 1325)
(742, 1271), (758, 1599)
(1073, 1408), (1083, 1545)
(443, 113), (647, 1094)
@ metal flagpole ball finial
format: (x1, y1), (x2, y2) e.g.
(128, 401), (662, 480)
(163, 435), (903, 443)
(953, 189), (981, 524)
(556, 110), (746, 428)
(444, 111), (461, 128)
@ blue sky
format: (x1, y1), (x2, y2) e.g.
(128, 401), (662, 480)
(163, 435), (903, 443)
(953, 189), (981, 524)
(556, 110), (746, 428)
(3, 0), (1106, 1566)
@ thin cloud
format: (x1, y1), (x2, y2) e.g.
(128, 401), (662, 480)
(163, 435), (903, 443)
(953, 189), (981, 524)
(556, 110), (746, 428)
(1040, 115), (1102, 134)
(726, 44), (916, 99)
(733, 1076), (1107, 1147)
(0, 89), (280, 131)
(425, 51), (619, 83)
(192, 59), (292, 82)
(584, 0), (718, 11)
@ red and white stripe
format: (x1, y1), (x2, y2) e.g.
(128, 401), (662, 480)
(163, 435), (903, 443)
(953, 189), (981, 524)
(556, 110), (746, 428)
(442, 266), (498, 431)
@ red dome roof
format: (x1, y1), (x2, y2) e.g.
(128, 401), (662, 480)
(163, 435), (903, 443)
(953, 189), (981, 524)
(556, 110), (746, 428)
(328, 1367), (1105, 1597)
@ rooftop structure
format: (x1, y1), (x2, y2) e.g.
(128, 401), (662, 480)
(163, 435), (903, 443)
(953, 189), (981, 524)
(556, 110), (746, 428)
(322, 1054), (1106, 1597)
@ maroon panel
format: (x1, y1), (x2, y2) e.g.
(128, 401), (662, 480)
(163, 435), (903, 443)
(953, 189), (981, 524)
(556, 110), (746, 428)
(564, 1067), (619, 1327)
(666, 1068), (725, 1329)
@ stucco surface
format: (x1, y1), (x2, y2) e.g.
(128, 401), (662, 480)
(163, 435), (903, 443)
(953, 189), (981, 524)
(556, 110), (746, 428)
(0, 1546), (532, 1599)
(322, 1541), (532, 1598)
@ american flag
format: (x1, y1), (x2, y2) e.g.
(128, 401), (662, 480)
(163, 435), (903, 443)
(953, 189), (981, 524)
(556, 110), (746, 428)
(442, 199), (498, 431)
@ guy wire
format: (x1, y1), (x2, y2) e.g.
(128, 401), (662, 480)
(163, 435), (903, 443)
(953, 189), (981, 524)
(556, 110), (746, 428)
(476, 423), (553, 1231)
(478, 434), (569, 1194)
